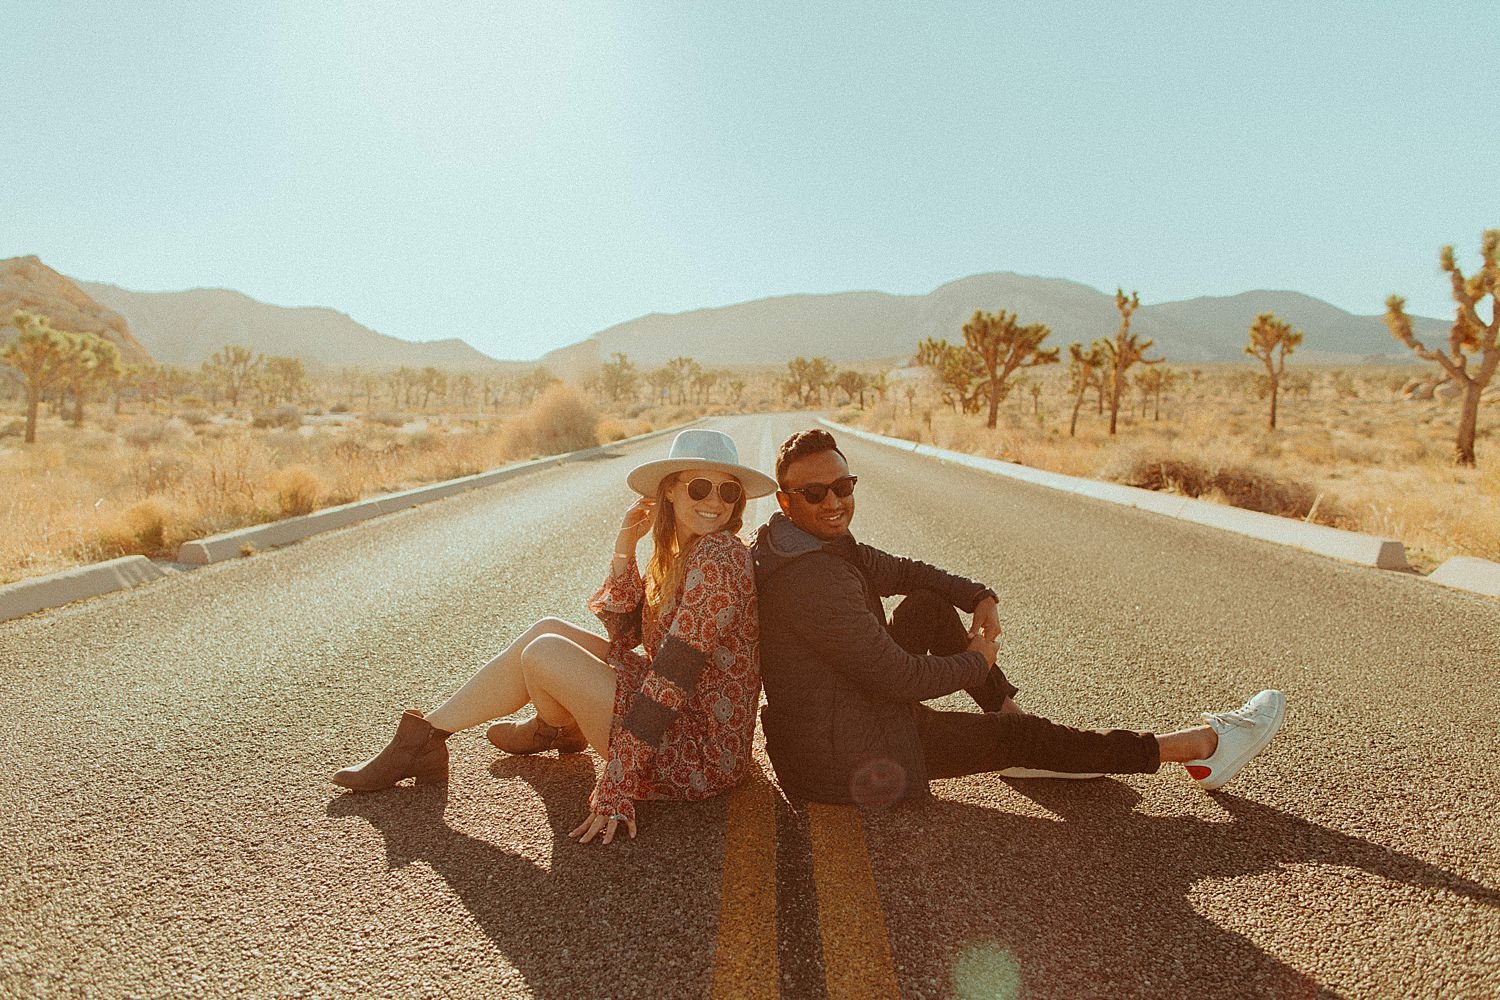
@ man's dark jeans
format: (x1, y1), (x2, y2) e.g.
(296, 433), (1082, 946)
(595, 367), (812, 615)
(888, 590), (1161, 777)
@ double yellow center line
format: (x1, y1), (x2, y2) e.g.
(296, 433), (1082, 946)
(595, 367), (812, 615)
(710, 773), (900, 999)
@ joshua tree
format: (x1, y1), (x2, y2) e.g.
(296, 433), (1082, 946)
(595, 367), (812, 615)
(1067, 340), (1108, 437)
(1, 311), (74, 443)
(60, 333), (122, 427)
(835, 370), (869, 408)
(1103, 289), (1162, 435)
(1385, 230), (1500, 466)
(916, 337), (985, 415)
(785, 357), (834, 406)
(265, 356), (307, 405)
(1244, 312), (1303, 430)
(959, 310), (1059, 429)
(597, 352), (639, 403)
(205, 345), (262, 409)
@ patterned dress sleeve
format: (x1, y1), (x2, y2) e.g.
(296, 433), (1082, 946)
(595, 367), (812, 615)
(587, 552), (643, 650)
(589, 533), (749, 823)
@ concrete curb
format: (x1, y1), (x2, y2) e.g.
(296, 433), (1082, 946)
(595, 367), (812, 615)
(1426, 557), (1500, 597)
(0, 556), (174, 622)
(2, 418), (702, 623)
(821, 420), (1423, 574)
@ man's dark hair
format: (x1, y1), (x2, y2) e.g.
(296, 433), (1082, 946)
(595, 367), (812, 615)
(776, 428), (845, 485)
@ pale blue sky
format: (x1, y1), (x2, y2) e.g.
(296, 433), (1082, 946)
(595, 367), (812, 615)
(3, 2), (1492, 361)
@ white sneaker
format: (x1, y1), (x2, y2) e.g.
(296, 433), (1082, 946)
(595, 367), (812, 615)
(1184, 689), (1286, 790)
(999, 768), (1105, 780)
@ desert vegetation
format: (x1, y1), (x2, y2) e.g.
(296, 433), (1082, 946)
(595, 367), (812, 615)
(851, 359), (1497, 573)
(5, 234), (1497, 587)
(0, 339), (784, 585)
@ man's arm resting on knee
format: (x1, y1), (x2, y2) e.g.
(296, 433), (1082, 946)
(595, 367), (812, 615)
(790, 555), (989, 702)
(857, 544), (995, 614)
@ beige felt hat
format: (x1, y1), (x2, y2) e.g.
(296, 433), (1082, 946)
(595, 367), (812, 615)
(626, 429), (778, 499)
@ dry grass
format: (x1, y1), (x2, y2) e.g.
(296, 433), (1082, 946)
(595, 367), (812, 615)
(0, 386), (609, 584)
(851, 365), (1499, 574)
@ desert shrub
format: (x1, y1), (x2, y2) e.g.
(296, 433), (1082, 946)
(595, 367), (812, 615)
(525, 384), (599, 455)
(597, 417), (632, 443)
(268, 464), (324, 517)
(330, 402), (350, 414)
(179, 408), (211, 427)
(253, 405), (302, 430)
(369, 411), (405, 428)
(128, 452), (193, 494)
(120, 418), (187, 449)
(1106, 450), (1339, 522)
(99, 497), (174, 554)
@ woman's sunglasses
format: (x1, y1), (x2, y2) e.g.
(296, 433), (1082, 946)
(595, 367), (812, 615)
(683, 478), (744, 504)
(780, 476), (857, 504)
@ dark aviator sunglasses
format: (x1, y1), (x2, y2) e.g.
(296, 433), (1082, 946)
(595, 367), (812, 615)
(683, 477), (744, 504)
(780, 476), (858, 504)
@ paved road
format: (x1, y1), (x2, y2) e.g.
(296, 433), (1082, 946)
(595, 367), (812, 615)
(2, 412), (1497, 999)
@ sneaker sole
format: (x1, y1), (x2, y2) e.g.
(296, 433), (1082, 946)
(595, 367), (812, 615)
(1194, 692), (1287, 791)
(999, 768), (1105, 780)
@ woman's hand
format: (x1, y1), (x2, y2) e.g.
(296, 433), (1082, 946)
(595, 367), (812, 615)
(569, 809), (637, 845)
(617, 496), (657, 547)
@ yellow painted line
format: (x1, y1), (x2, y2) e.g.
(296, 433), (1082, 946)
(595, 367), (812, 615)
(710, 772), (780, 1000)
(806, 803), (901, 1000)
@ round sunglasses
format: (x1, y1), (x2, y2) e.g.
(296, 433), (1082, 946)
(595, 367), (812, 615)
(682, 477), (744, 504)
(779, 475), (857, 504)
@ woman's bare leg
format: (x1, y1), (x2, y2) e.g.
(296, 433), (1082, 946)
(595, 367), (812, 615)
(518, 634), (618, 753)
(425, 617), (609, 733)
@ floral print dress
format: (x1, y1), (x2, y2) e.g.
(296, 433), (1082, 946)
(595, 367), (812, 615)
(585, 529), (760, 825)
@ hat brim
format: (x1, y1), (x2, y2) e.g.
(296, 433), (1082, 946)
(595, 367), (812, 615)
(627, 459), (778, 499)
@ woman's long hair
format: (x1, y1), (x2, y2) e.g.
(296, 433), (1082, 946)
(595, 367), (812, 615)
(643, 472), (747, 634)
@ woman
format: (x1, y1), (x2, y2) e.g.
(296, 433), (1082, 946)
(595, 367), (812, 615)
(331, 428), (777, 846)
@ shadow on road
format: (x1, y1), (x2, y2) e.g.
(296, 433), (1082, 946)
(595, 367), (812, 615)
(863, 780), (1499, 999)
(326, 755), (726, 999)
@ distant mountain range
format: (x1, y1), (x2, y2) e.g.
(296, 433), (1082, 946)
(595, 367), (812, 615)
(77, 281), (516, 372)
(539, 272), (1444, 378)
(2, 254), (1447, 375)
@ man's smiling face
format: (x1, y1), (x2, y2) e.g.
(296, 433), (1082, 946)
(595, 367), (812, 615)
(777, 448), (855, 541)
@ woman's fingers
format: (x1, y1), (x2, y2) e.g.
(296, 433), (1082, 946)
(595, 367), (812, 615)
(568, 813), (635, 845)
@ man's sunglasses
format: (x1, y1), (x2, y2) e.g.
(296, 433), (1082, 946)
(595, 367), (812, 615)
(683, 478), (744, 504)
(779, 476), (858, 504)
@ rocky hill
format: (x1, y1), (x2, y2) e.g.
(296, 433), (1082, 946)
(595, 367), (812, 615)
(77, 283), (519, 373)
(541, 272), (1449, 375)
(0, 256), (153, 365)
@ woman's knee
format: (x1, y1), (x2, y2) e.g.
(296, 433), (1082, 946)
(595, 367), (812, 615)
(524, 616), (570, 641)
(520, 633), (570, 675)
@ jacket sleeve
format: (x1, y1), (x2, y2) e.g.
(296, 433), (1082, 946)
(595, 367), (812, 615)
(587, 553), (643, 650)
(857, 543), (993, 612)
(590, 534), (753, 823)
(787, 553), (988, 702)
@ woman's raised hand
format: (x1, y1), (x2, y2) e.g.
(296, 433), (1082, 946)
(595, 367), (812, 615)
(617, 496), (657, 545)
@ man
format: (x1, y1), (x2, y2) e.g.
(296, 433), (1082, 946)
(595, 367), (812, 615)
(751, 428), (1285, 807)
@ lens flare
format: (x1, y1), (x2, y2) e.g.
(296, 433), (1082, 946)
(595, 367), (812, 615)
(952, 941), (1022, 1000)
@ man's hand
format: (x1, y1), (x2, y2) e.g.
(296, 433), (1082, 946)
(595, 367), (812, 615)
(966, 633), (999, 666)
(968, 595), (1002, 641)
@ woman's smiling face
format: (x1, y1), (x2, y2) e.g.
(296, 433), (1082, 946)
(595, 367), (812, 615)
(667, 470), (741, 542)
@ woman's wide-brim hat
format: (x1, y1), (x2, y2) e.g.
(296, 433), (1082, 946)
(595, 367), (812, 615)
(627, 429), (778, 499)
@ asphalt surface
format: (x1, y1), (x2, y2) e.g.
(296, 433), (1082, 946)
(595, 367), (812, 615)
(2, 412), (1497, 999)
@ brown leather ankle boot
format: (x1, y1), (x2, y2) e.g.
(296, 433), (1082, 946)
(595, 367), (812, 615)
(331, 710), (452, 791)
(486, 715), (588, 755)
